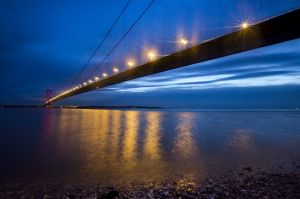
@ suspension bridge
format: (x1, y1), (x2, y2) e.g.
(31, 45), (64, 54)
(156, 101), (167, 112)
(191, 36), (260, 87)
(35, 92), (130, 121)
(44, 7), (300, 107)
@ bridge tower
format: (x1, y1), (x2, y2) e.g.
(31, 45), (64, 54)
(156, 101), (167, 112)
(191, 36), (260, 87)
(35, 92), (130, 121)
(44, 88), (52, 106)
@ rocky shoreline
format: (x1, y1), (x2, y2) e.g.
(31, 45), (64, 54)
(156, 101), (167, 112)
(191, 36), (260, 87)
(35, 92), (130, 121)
(1, 166), (299, 199)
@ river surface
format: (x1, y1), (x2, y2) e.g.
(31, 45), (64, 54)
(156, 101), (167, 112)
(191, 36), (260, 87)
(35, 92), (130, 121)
(0, 108), (299, 185)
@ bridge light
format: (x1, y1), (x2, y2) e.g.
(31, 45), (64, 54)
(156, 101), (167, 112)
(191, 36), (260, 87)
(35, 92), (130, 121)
(78, 84), (82, 87)
(241, 22), (249, 29)
(113, 67), (119, 73)
(94, 76), (99, 81)
(146, 50), (157, 61)
(83, 82), (87, 86)
(179, 38), (188, 46)
(127, 60), (135, 68)
(102, 73), (108, 78)
(88, 80), (93, 83)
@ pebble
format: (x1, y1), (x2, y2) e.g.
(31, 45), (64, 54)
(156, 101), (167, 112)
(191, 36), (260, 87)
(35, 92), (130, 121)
(0, 166), (299, 198)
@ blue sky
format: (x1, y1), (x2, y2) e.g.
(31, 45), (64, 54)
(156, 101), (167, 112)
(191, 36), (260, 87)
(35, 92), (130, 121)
(0, 0), (300, 108)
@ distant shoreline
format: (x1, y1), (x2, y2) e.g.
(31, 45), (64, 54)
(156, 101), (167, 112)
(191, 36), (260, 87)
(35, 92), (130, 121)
(0, 105), (162, 110)
(1, 105), (300, 111)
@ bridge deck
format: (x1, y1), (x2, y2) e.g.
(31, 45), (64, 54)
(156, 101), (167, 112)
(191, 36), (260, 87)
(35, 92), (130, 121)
(45, 8), (300, 106)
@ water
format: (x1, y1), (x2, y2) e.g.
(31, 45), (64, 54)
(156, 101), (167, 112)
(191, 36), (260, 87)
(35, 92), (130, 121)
(0, 108), (300, 185)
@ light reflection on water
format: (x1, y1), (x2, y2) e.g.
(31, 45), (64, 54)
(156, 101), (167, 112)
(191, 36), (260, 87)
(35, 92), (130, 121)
(123, 111), (139, 167)
(173, 113), (197, 159)
(143, 111), (161, 166)
(0, 109), (300, 184)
